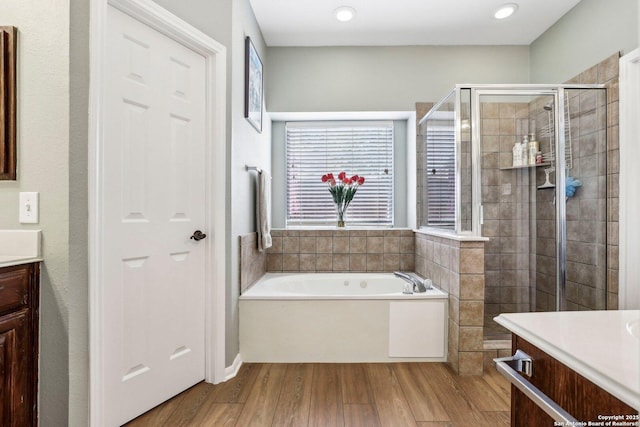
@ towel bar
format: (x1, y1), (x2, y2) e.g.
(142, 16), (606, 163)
(245, 165), (262, 173)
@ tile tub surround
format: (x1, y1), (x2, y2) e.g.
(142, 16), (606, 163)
(265, 228), (415, 273)
(239, 233), (267, 293)
(414, 231), (486, 376)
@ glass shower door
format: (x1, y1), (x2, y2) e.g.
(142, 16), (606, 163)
(560, 87), (608, 311)
(474, 87), (608, 339)
(474, 90), (558, 338)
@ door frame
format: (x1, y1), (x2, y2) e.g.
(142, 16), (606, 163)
(88, 0), (227, 425)
(619, 48), (640, 310)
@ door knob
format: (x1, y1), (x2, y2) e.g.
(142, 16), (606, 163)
(190, 230), (207, 241)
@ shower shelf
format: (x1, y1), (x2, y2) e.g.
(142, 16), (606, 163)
(500, 163), (550, 170)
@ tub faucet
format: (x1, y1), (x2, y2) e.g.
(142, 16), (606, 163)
(394, 272), (428, 293)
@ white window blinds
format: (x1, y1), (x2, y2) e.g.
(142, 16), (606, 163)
(425, 118), (455, 228)
(286, 121), (394, 226)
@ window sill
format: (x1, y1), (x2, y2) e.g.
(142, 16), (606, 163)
(414, 227), (489, 242)
(274, 226), (411, 231)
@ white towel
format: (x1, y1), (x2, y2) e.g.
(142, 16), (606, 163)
(257, 170), (272, 251)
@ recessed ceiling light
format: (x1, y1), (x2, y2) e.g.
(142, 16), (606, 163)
(494, 3), (519, 20)
(334, 6), (356, 22)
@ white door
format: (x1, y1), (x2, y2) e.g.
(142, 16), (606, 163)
(102, 5), (207, 425)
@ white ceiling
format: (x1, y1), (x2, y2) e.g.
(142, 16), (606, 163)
(249, 0), (583, 47)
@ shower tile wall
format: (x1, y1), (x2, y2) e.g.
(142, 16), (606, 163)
(482, 102), (532, 337)
(265, 229), (415, 273)
(533, 53), (618, 312)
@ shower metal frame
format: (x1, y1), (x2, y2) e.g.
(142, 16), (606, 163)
(421, 84), (606, 311)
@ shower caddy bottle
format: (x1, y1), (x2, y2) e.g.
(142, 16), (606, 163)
(528, 133), (539, 166)
(521, 135), (529, 166)
(513, 140), (522, 167)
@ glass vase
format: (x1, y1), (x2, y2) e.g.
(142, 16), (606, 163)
(336, 206), (345, 227)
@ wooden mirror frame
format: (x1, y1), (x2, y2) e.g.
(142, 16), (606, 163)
(1, 26), (17, 180)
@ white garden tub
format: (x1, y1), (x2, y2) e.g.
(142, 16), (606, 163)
(239, 273), (448, 362)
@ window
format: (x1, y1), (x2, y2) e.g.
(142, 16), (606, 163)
(423, 113), (455, 228)
(286, 121), (394, 226)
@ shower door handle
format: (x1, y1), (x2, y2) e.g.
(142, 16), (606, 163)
(494, 350), (578, 424)
(190, 230), (207, 241)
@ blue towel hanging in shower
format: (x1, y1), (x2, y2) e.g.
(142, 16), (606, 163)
(565, 176), (582, 198)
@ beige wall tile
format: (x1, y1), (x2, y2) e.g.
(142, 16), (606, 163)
(267, 253), (283, 271)
(333, 254), (350, 271)
(482, 103), (500, 119)
(598, 53), (619, 83)
(366, 254), (384, 271)
(383, 254), (400, 272)
(316, 236), (333, 253)
(282, 253), (300, 271)
(367, 236), (384, 253)
(383, 236), (400, 253)
(415, 256), (426, 278)
(458, 352), (484, 376)
(415, 235), (427, 257)
(400, 236), (414, 253)
(460, 274), (485, 300)
(459, 327), (483, 352)
(400, 254), (415, 271)
(459, 301), (484, 326)
(449, 273), (460, 298)
(283, 236), (300, 253)
(449, 320), (459, 351)
(299, 236), (316, 254)
(482, 118), (500, 135)
(349, 254), (367, 271)
(350, 236), (367, 253)
(269, 236), (283, 253)
(333, 236), (350, 253)
(333, 229), (349, 238)
(448, 347), (459, 374)
(499, 103), (516, 118)
(316, 254), (333, 271)
(300, 254), (316, 271)
(449, 296), (460, 325)
(460, 248), (484, 274)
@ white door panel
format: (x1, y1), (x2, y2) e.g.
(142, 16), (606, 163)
(103, 5), (206, 425)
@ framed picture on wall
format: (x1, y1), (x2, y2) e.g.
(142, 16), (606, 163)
(244, 36), (263, 133)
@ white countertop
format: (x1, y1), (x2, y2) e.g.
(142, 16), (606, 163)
(0, 256), (43, 268)
(494, 310), (640, 410)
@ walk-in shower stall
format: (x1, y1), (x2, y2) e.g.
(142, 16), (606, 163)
(418, 84), (608, 339)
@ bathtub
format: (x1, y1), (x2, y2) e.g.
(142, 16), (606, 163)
(239, 273), (448, 363)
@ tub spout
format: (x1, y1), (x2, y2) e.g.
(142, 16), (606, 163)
(394, 272), (428, 293)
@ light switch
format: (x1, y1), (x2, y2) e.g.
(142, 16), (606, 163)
(19, 192), (39, 224)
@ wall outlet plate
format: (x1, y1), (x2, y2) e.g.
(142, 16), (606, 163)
(19, 192), (39, 224)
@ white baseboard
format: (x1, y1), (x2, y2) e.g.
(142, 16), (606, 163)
(224, 354), (243, 381)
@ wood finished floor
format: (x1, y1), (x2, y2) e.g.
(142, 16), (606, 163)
(125, 363), (511, 427)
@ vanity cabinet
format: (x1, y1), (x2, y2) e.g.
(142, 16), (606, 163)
(509, 335), (638, 425)
(0, 262), (39, 427)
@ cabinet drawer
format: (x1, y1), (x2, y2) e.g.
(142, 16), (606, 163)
(0, 266), (30, 314)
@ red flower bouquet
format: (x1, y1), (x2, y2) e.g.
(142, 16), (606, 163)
(321, 171), (365, 227)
